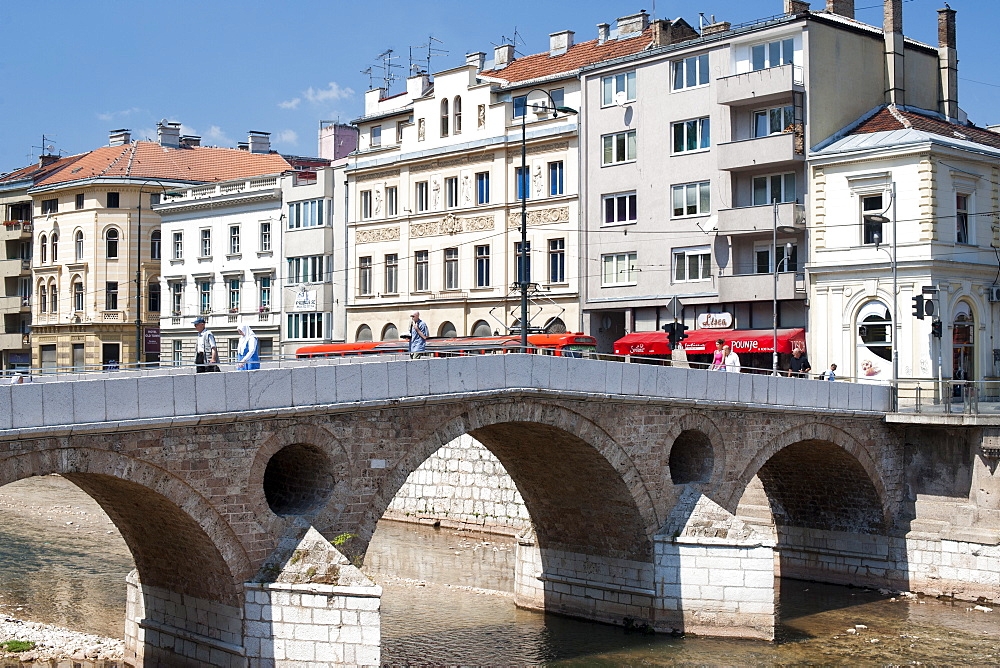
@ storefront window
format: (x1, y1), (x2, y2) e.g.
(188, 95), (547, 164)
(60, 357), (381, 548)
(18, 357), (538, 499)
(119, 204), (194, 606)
(856, 301), (892, 381)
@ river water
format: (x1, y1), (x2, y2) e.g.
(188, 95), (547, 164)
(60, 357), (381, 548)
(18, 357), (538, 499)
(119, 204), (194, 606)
(1, 476), (999, 665)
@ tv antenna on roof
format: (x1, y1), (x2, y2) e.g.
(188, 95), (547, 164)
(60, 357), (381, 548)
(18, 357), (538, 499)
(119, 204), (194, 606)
(371, 48), (402, 95)
(495, 27), (525, 57)
(31, 134), (61, 162)
(409, 35), (447, 77)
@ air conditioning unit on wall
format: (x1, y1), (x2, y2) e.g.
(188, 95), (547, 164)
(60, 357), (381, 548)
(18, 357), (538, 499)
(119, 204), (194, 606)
(989, 286), (1000, 302)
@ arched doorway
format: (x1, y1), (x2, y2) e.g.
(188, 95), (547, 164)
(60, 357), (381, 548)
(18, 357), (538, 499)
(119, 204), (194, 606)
(952, 301), (974, 384)
(356, 324), (373, 342)
(381, 323), (399, 341)
(438, 321), (457, 338)
(471, 320), (492, 337)
(855, 300), (892, 381)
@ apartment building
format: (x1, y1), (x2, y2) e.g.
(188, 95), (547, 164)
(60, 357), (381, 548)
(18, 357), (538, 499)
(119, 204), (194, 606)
(25, 124), (298, 370)
(579, 0), (945, 368)
(345, 16), (656, 342)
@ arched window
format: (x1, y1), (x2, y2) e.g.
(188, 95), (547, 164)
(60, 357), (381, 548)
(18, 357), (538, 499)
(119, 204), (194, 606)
(440, 98), (449, 137)
(356, 324), (373, 342)
(381, 323), (399, 340)
(106, 228), (119, 259)
(73, 280), (84, 312)
(49, 281), (58, 314)
(453, 96), (462, 134)
(74, 230), (84, 261)
(38, 285), (46, 314)
(546, 317), (567, 333)
(151, 230), (161, 260)
(438, 321), (457, 338)
(39, 234), (47, 264)
(856, 300), (892, 381)
(953, 301), (975, 383)
(50, 233), (58, 262)
(148, 281), (161, 312)
(471, 319), (492, 337)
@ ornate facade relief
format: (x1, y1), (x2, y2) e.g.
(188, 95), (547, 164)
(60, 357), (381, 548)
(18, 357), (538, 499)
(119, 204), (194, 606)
(355, 168), (400, 184)
(356, 227), (401, 244)
(506, 206), (569, 229)
(409, 214), (494, 238)
(506, 140), (569, 159)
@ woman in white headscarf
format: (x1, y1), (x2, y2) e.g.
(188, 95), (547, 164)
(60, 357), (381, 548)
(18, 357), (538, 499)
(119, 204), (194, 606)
(236, 324), (260, 370)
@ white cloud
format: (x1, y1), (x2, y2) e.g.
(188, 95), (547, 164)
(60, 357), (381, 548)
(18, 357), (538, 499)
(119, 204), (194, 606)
(279, 81), (353, 110)
(275, 129), (298, 146)
(96, 107), (143, 122)
(202, 125), (232, 145)
(279, 98), (301, 110)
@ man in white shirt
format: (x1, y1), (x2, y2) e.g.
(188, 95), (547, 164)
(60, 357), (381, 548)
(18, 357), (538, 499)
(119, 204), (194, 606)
(723, 344), (741, 373)
(193, 317), (220, 372)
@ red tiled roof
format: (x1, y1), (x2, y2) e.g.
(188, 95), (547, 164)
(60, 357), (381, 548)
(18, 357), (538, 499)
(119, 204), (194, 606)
(0, 154), (85, 185)
(851, 107), (1000, 151)
(480, 28), (655, 84)
(33, 142), (294, 188)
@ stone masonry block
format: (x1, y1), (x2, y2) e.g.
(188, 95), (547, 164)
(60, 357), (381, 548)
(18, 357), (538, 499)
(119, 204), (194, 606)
(42, 381), (75, 426)
(619, 361), (641, 395)
(405, 358), (432, 396)
(473, 354), (504, 391)
(505, 355), (532, 389)
(314, 364), (340, 403)
(738, 372), (754, 403)
(224, 369), (251, 412)
(193, 372), (227, 414)
(171, 374), (197, 416)
(384, 361), (408, 400)
(604, 360), (623, 395)
(447, 356), (479, 394)
(249, 369), (293, 410)
(708, 569), (744, 587)
(547, 356), (570, 391)
(105, 377), (140, 421)
(685, 368), (709, 400)
(137, 376), (176, 419)
(527, 353), (552, 389)
(290, 366), (317, 407)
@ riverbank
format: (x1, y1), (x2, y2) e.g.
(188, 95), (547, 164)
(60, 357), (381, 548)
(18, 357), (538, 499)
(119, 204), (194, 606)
(0, 615), (124, 664)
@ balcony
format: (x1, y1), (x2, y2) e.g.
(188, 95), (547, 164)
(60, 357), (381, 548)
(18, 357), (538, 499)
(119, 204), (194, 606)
(717, 64), (803, 106)
(0, 221), (32, 241)
(0, 295), (29, 312)
(717, 130), (804, 172)
(717, 202), (805, 236)
(717, 270), (804, 303)
(0, 332), (28, 350)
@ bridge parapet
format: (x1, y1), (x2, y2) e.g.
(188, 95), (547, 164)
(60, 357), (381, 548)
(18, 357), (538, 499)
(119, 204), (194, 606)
(0, 355), (891, 435)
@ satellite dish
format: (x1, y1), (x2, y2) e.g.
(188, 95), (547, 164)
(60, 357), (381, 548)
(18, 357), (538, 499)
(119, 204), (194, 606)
(613, 90), (628, 107)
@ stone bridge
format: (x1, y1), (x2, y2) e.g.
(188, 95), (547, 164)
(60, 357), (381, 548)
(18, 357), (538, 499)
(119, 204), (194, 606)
(1, 354), (997, 666)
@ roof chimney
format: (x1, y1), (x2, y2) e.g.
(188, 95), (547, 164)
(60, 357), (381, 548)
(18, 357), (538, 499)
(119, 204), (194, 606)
(180, 135), (201, 148)
(157, 121), (182, 148)
(784, 0), (810, 14)
(938, 5), (958, 121)
(825, 0), (854, 18)
(549, 30), (574, 56)
(494, 44), (515, 69)
(597, 23), (610, 44)
(248, 131), (271, 154)
(466, 51), (486, 71)
(38, 155), (59, 167)
(617, 11), (649, 37)
(652, 18), (701, 45)
(237, 142), (249, 151)
(884, 0), (905, 106)
(701, 21), (732, 36)
(108, 129), (132, 146)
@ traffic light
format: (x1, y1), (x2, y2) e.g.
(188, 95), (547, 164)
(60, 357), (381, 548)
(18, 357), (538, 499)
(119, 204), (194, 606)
(931, 320), (943, 338)
(663, 322), (677, 349)
(675, 322), (689, 344)
(911, 294), (925, 320)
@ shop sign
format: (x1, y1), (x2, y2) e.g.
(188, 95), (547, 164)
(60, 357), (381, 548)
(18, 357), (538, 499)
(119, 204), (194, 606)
(697, 312), (733, 329)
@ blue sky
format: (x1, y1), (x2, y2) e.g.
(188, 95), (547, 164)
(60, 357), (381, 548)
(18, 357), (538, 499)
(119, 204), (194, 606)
(2, 0), (997, 169)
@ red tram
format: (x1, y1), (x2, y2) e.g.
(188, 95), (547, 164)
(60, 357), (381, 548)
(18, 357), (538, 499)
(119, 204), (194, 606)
(295, 332), (597, 358)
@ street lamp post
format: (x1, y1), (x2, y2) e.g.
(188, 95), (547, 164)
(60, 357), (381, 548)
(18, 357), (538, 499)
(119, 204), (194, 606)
(517, 90), (577, 349)
(772, 201), (798, 375)
(134, 180), (169, 366)
(867, 181), (898, 406)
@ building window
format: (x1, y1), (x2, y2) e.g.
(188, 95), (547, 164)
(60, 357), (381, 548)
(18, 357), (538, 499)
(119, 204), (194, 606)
(444, 247), (459, 290)
(151, 230), (161, 259)
(386, 186), (398, 216)
(548, 161), (564, 196)
(755, 243), (798, 274)
(150, 193), (160, 206)
(513, 95), (527, 119)
(259, 276), (271, 310)
(74, 282), (84, 311)
(414, 250), (429, 291)
(173, 339), (183, 365)
(440, 99), (449, 137)
(371, 125), (381, 147)
(602, 130), (636, 165)
(106, 228), (119, 258)
(604, 192), (637, 224)
(548, 238), (565, 284)
(359, 256), (373, 295)
(200, 281), (211, 314)
(384, 254), (398, 294)
(38, 286), (46, 313)
(549, 88), (565, 109)
(862, 193), (884, 245)
(287, 256), (325, 283)
(287, 313), (325, 339)
(228, 279), (240, 311)
(453, 96), (462, 134)
(753, 105), (795, 137)
(287, 200), (325, 229)
(106, 281), (119, 310)
(445, 177), (459, 208)
(172, 283), (183, 313)
(75, 230), (84, 260)
(39, 235), (46, 263)
(173, 232), (183, 259)
(602, 252), (637, 285)
(229, 226), (240, 255)
(360, 190), (372, 220)
(228, 338), (239, 363)
(148, 282), (160, 312)
(41, 199), (58, 215)
(672, 117), (710, 153)
(475, 245), (490, 287)
(515, 241), (531, 284)
(476, 172), (490, 205)
(259, 222), (271, 252)
(516, 167), (530, 200)
(673, 248), (711, 282)
(753, 173), (797, 206)
(75, 194), (84, 210)
(200, 229), (211, 257)
(50, 285), (58, 313)
(957, 193), (970, 244)
(672, 54), (710, 90)
(396, 120), (406, 143)
(672, 181), (711, 217)
(416, 181), (429, 212)
(50, 233), (58, 262)
(601, 71), (636, 106)
(751, 38), (794, 71)
(107, 192), (120, 208)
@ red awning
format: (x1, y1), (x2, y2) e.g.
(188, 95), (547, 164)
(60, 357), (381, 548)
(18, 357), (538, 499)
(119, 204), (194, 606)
(613, 331), (673, 356)
(680, 328), (806, 355)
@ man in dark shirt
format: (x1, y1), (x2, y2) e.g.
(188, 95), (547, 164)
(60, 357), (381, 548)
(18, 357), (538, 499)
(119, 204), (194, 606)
(788, 348), (811, 377)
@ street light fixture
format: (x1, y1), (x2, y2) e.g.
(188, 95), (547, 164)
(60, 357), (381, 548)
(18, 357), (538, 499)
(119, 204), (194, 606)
(772, 201), (799, 375)
(517, 89), (577, 349)
(866, 181), (897, 404)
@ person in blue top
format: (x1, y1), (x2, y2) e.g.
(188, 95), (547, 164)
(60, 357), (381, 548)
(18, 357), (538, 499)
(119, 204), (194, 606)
(407, 311), (429, 359)
(236, 324), (260, 370)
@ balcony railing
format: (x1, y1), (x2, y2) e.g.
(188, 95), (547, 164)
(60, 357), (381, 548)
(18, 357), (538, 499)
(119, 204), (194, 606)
(717, 64), (803, 105)
(717, 202), (805, 236)
(717, 129), (804, 172)
(717, 270), (805, 302)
